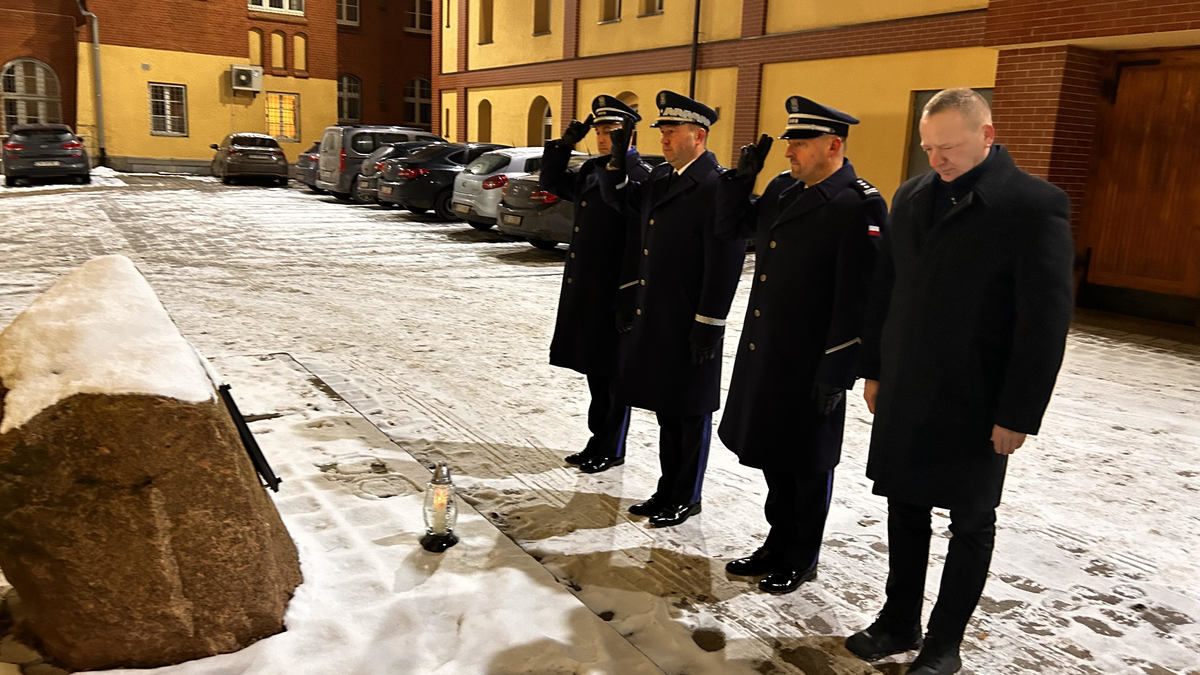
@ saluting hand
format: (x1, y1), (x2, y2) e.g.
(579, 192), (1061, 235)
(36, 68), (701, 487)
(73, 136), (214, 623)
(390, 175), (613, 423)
(991, 425), (1027, 455)
(556, 114), (594, 149)
(608, 124), (633, 173)
(734, 134), (773, 179)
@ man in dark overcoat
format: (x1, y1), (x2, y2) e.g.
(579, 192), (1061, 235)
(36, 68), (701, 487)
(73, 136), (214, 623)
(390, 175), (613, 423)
(845, 88), (1074, 675)
(540, 95), (651, 474)
(599, 90), (746, 527)
(716, 96), (885, 595)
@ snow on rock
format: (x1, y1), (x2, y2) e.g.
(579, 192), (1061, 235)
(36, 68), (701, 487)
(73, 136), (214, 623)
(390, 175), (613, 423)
(0, 255), (212, 433)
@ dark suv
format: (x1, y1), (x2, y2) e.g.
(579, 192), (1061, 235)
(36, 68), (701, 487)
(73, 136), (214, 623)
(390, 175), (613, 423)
(316, 125), (444, 199)
(376, 142), (509, 220)
(2, 124), (91, 187)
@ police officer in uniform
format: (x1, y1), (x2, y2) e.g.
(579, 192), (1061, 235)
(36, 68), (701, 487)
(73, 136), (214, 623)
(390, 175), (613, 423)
(599, 90), (746, 527)
(540, 95), (649, 473)
(716, 95), (885, 593)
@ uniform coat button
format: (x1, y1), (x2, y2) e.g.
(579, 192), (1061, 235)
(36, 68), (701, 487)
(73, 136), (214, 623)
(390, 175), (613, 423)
(636, 308), (642, 315)
(753, 309), (760, 317)
(643, 248), (649, 255)
(574, 226), (580, 232)
(581, 200), (588, 207)
(640, 279), (646, 286)
(649, 218), (655, 225)
(759, 273), (767, 282)
(567, 277), (573, 284)
(769, 240), (777, 249)
(570, 252), (576, 258)
(749, 342), (756, 351)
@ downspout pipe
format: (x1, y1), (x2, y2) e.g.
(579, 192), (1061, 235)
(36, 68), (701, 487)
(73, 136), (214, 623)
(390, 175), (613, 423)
(75, 0), (106, 166)
(688, 0), (701, 98)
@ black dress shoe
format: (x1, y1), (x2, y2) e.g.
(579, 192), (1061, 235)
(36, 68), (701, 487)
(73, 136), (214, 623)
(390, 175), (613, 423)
(579, 455), (624, 473)
(563, 451), (589, 465)
(628, 495), (662, 517)
(845, 619), (923, 661)
(757, 565), (817, 594)
(649, 502), (701, 527)
(907, 638), (961, 675)
(725, 547), (777, 577)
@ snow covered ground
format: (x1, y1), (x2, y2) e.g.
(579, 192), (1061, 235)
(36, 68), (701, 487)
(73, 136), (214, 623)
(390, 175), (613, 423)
(0, 175), (1198, 674)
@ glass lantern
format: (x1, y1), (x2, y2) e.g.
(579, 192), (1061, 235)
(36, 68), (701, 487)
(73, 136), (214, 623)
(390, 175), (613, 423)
(420, 462), (459, 552)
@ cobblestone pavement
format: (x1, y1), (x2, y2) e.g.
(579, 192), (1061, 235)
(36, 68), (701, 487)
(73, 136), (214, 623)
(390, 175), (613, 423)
(1, 176), (1198, 674)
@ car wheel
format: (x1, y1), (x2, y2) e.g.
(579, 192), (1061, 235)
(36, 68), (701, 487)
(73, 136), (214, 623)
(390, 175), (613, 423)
(468, 221), (495, 231)
(79, 174), (92, 185)
(530, 239), (559, 250)
(4, 175), (16, 187)
(406, 205), (427, 215)
(350, 177), (364, 202)
(433, 190), (456, 221)
(222, 175), (233, 185)
(277, 177), (288, 187)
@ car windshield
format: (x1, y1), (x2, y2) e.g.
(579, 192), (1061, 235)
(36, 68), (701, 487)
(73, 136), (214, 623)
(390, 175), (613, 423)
(233, 136), (280, 148)
(403, 144), (450, 163)
(465, 153), (510, 175)
(10, 130), (74, 142)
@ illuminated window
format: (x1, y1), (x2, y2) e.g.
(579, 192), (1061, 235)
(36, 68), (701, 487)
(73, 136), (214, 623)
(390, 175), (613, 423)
(338, 74), (361, 123)
(337, 0), (359, 25)
(405, 78), (431, 126)
(533, 0), (550, 34)
(409, 0), (432, 32)
(248, 0), (304, 16)
(1, 59), (61, 134)
(266, 92), (299, 142)
(600, 0), (620, 22)
(148, 83), (187, 136)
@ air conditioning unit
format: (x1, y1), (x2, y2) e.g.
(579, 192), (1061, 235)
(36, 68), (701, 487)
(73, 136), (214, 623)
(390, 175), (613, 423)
(230, 65), (263, 93)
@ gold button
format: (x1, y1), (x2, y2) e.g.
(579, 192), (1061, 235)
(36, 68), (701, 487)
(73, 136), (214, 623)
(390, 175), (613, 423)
(649, 218), (655, 225)
(640, 279), (646, 286)
(570, 252), (576, 258)
(567, 277), (573, 284)
(769, 241), (777, 249)
(759, 273), (767, 282)
(574, 226), (580, 232)
(643, 248), (649, 255)
(749, 342), (756, 351)
(753, 309), (760, 317)
(636, 308), (642, 315)
(581, 200), (588, 207)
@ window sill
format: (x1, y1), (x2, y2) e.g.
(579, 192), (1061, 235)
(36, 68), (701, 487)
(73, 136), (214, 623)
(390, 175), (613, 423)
(293, 70), (309, 79)
(478, 39), (493, 45)
(532, 30), (551, 37)
(637, 11), (663, 18)
(249, 10), (308, 24)
(336, 19), (360, 27)
(597, 18), (621, 25)
(405, 27), (433, 35)
(151, 132), (189, 138)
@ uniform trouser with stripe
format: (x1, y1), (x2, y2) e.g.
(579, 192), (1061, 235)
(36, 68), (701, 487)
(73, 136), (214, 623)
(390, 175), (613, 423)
(652, 411), (712, 505)
(880, 499), (997, 643)
(583, 373), (630, 459)
(762, 467), (835, 569)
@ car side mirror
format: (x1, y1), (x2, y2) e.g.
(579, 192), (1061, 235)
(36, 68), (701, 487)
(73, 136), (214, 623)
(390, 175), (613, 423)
(210, 144), (219, 150)
(76, 135), (86, 142)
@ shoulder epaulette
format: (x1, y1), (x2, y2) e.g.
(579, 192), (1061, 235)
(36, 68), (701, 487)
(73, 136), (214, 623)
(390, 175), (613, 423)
(853, 177), (881, 197)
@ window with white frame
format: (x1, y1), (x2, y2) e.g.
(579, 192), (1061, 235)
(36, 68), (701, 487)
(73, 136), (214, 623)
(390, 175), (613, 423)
(408, 0), (432, 32)
(248, 0), (304, 17)
(149, 83), (187, 136)
(266, 92), (299, 142)
(337, 0), (359, 25)
(405, 78), (431, 126)
(1, 58), (62, 134)
(338, 74), (361, 123)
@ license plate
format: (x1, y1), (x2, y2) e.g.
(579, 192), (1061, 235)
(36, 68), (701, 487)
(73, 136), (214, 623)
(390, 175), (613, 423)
(380, 186), (392, 195)
(34, 160), (61, 167)
(502, 214), (522, 225)
(453, 203), (470, 213)
(251, 153), (271, 160)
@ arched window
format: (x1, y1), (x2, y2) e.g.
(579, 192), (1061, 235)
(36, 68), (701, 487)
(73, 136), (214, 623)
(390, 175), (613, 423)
(527, 96), (551, 146)
(248, 29), (263, 66)
(405, 78), (431, 126)
(293, 34), (307, 72)
(477, 99), (492, 143)
(270, 31), (286, 69)
(1, 59), (61, 134)
(617, 90), (638, 115)
(338, 74), (362, 123)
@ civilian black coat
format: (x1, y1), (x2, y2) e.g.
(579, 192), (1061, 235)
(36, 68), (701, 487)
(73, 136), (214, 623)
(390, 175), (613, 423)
(861, 145), (1074, 510)
(599, 150), (746, 415)
(540, 143), (649, 375)
(717, 161), (885, 471)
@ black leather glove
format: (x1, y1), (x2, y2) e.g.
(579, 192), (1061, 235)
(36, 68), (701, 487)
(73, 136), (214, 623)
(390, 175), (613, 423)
(607, 118), (635, 173)
(689, 321), (724, 365)
(735, 134), (774, 180)
(556, 114), (594, 149)
(812, 382), (845, 416)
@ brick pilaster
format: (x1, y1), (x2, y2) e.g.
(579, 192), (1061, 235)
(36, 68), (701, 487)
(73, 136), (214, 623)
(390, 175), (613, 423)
(733, 64), (763, 149)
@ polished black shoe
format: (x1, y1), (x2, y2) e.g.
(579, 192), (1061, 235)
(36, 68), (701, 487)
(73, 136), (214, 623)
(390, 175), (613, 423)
(563, 451), (589, 465)
(579, 455), (624, 473)
(757, 565), (817, 594)
(907, 638), (962, 675)
(649, 502), (701, 527)
(725, 547), (777, 577)
(627, 495), (662, 517)
(845, 619), (923, 661)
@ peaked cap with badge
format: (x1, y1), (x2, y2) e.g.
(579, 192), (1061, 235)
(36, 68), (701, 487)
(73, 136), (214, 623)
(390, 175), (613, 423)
(780, 95), (859, 139)
(649, 90), (718, 129)
(591, 95), (641, 125)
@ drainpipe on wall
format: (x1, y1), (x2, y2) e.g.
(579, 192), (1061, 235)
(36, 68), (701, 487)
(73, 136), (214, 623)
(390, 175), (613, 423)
(75, 0), (106, 166)
(688, 0), (701, 98)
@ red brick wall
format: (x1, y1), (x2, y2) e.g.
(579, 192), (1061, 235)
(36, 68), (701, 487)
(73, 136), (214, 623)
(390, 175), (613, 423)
(0, 1), (83, 132)
(741, 0), (767, 38)
(991, 45), (1110, 226)
(338, 1), (431, 126)
(987, 0), (1200, 45)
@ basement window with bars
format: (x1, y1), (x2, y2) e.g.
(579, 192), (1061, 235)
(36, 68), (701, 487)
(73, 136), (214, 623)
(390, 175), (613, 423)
(337, 0), (359, 25)
(248, 0), (305, 17)
(266, 92), (299, 142)
(149, 83), (187, 136)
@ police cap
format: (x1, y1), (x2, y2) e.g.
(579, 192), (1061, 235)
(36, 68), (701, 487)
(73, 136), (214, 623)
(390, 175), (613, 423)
(649, 90), (718, 129)
(591, 95), (641, 125)
(780, 95), (859, 139)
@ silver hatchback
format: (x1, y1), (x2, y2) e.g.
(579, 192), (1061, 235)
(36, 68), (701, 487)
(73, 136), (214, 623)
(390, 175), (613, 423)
(450, 147), (553, 230)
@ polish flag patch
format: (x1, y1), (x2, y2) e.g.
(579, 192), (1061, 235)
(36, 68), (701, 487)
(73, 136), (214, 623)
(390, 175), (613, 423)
(868, 224), (881, 237)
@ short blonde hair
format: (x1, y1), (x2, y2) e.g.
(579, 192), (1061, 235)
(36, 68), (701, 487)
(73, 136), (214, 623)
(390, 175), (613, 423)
(922, 88), (992, 129)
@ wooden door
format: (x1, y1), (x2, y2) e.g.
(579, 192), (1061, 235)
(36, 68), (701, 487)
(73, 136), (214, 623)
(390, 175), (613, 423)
(1080, 49), (1200, 299)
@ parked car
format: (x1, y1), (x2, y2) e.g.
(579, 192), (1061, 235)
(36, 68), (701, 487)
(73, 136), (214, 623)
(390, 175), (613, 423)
(451, 147), (553, 230)
(497, 153), (666, 249)
(2, 123), (90, 187)
(294, 140), (322, 191)
(316, 125), (444, 200)
(210, 133), (289, 185)
(376, 142), (509, 220)
(352, 140), (441, 205)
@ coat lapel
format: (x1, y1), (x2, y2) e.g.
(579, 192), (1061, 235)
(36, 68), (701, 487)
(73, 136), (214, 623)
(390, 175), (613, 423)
(652, 151), (716, 209)
(770, 160), (856, 230)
